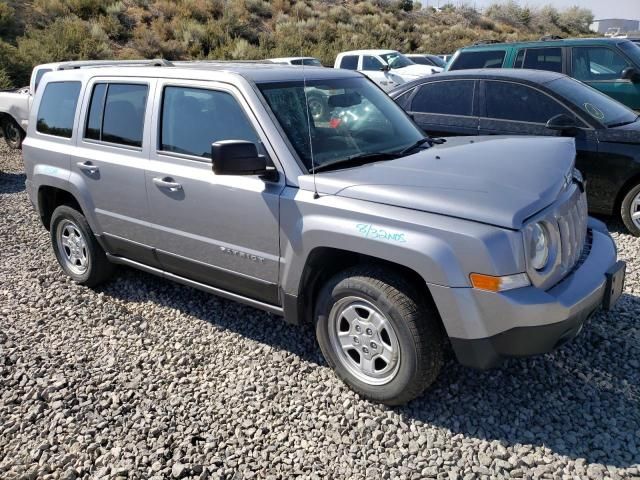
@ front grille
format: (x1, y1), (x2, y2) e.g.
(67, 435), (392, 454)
(556, 190), (588, 274)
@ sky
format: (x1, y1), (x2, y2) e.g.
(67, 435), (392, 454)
(422, 0), (640, 20)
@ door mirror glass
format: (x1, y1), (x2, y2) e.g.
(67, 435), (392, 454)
(545, 114), (578, 134)
(211, 140), (267, 175)
(621, 67), (640, 83)
(380, 64), (391, 72)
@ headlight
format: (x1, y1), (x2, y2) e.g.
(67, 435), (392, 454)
(529, 222), (550, 271)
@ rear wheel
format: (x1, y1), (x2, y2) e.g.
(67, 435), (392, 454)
(50, 205), (115, 286)
(620, 183), (640, 236)
(3, 118), (24, 149)
(315, 265), (444, 405)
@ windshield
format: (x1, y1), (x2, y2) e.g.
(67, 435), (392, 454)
(380, 52), (414, 69)
(258, 77), (425, 172)
(619, 41), (640, 65)
(290, 58), (323, 67)
(427, 55), (447, 68)
(547, 76), (638, 127)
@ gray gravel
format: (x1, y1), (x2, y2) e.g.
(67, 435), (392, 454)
(1, 141), (639, 479)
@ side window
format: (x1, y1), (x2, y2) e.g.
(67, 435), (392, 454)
(33, 68), (52, 93)
(572, 46), (631, 81)
(484, 81), (569, 123)
(84, 83), (148, 147)
(160, 86), (260, 159)
(519, 47), (563, 73)
(449, 50), (506, 70)
(36, 81), (81, 138)
(362, 56), (383, 71)
(411, 81), (475, 116)
(393, 89), (415, 109)
(514, 50), (525, 68)
(339, 55), (359, 70)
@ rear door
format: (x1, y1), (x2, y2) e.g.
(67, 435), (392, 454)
(570, 45), (640, 110)
(405, 80), (478, 137)
(144, 80), (284, 304)
(70, 78), (157, 265)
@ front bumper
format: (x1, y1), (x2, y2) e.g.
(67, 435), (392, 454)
(430, 218), (622, 369)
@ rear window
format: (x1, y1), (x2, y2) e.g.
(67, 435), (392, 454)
(36, 81), (81, 138)
(449, 50), (506, 70)
(515, 47), (563, 73)
(84, 83), (148, 147)
(339, 55), (359, 70)
(411, 81), (475, 116)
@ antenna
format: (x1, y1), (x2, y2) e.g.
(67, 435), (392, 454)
(301, 59), (319, 199)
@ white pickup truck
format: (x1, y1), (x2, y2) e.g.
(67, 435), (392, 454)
(0, 59), (170, 149)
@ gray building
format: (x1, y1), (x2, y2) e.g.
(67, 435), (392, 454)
(590, 18), (640, 35)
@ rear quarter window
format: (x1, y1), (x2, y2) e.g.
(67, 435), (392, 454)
(36, 81), (81, 138)
(449, 50), (506, 70)
(339, 56), (359, 70)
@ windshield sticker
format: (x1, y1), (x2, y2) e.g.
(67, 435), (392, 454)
(584, 102), (605, 120)
(357, 223), (407, 243)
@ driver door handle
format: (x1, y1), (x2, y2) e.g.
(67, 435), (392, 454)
(76, 161), (99, 174)
(153, 177), (182, 192)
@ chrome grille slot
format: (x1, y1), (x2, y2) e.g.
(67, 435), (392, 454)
(557, 190), (587, 275)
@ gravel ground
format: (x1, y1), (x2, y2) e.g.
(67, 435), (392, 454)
(1, 141), (639, 480)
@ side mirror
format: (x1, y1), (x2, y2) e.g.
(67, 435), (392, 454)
(380, 64), (391, 72)
(621, 67), (640, 83)
(211, 140), (268, 176)
(545, 114), (578, 135)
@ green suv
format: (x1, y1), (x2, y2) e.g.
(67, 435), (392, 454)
(447, 38), (640, 111)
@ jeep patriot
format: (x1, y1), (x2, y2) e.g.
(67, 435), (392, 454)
(23, 61), (625, 405)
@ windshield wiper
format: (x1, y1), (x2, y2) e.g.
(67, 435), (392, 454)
(313, 151), (400, 173)
(397, 136), (445, 155)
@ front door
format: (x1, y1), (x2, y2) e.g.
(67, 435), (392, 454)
(478, 79), (601, 207)
(145, 81), (284, 305)
(70, 78), (158, 266)
(571, 45), (640, 111)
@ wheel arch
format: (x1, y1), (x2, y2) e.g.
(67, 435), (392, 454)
(614, 171), (640, 217)
(37, 185), (84, 230)
(284, 246), (444, 332)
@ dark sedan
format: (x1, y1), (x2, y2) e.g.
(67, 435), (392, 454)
(390, 69), (640, 235)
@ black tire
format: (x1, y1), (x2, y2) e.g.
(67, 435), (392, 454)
(621, 183), (640, 236)
(50, 205), (115, 287)
(315, 265), (444, 405)
(3, 118), (24, 149)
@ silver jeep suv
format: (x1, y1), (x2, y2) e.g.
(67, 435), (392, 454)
(23, 61), (625, 405)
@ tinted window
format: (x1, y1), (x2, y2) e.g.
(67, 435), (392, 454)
(34, 68), (52, 92)
(290, 58), (323, 66)
(85, 83), (107, 141)
(339, 56), (358, 70)
(36, 81), (81, 138)
(519, 47), (563, 73)
(621, 41), (640, 64)
(485, 81), (568, 123)
(161, 86), (260, 159)
(409, 56), (431, 66)
(514, 50), (525, 68)
(411, 81), (475, 116)
(449, 50), (506, 70)
(100, 84), (148, 147)
(426, 55), (447, 68)
(362, 56), (383, 71)
(572, 46), (631, 81)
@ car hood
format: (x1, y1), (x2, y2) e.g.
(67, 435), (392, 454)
(394, 64), (438, 77)
(299, 136), (576, 229)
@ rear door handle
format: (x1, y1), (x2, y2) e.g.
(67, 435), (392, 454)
(153, 177), (182, 192)
(76, 161), (99, 174)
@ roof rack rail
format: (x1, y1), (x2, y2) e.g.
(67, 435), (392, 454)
(540, 35), (564, 41)
(56, 59), (173, 70)
(471, 39), (501, 46)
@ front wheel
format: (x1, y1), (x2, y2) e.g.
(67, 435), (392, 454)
(315, 266), (444, 405)
(50, 205), (115, 287)
(3, 118), (24, 149)
(620, 183), (640, 236)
